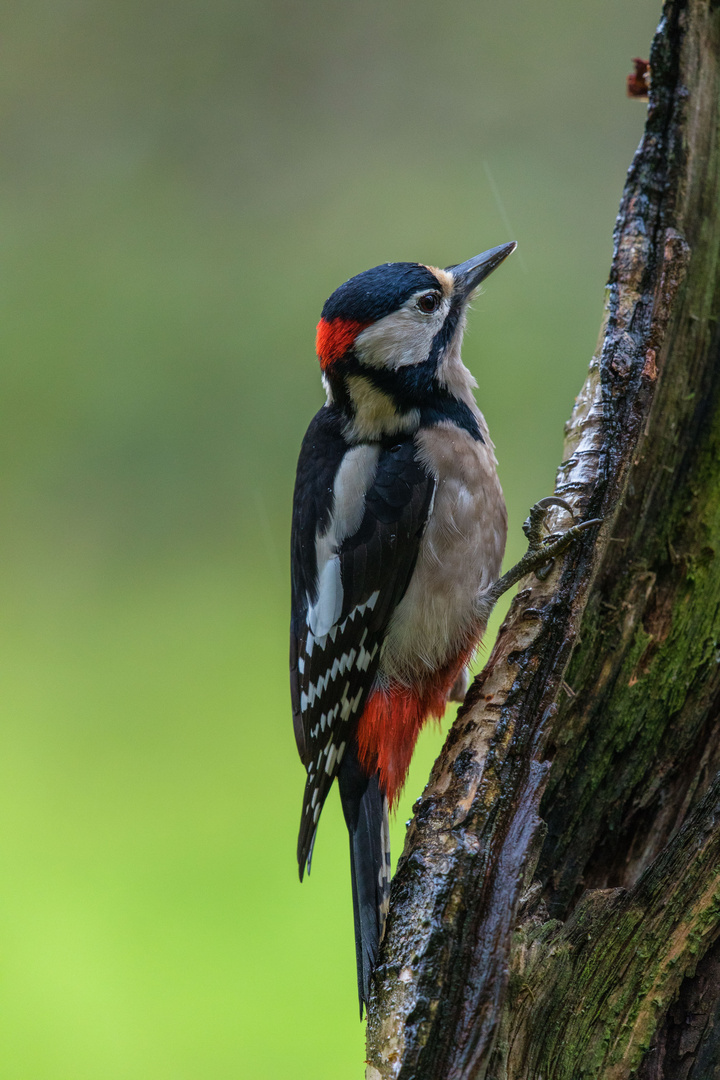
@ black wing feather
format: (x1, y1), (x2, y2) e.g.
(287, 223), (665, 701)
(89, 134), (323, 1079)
(290, 409), (434, 875)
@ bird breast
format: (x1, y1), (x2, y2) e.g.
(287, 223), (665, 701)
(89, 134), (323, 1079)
(379, 418), (507, 686)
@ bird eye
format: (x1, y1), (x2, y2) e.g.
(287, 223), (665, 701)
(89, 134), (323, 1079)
(416, 292), (440, 314)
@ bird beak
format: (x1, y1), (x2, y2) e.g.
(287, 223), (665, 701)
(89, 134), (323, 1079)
(447, 242), (517, 299)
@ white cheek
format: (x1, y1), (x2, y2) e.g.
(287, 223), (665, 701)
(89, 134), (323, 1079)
(354, 306), (445, 369)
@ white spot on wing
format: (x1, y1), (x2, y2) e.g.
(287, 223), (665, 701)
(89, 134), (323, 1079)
(308, 445), (380, 640)
(357, 642), (379, 671)
(325, 742), (338, 774)
(307, 556), (343, 637)
(339, 682), (353, 721)
(339, 649), (356, 676)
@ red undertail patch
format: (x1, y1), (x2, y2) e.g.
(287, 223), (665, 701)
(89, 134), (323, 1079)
(356, 648), (473, 808)
(316, 317), (369, 370)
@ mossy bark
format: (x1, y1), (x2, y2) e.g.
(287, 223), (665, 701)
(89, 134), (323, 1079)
(366, 2), (720, 1077)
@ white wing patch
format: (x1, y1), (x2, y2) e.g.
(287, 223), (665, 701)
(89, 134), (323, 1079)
(306, 445), (380, 640)
(307, 556), (342, 636)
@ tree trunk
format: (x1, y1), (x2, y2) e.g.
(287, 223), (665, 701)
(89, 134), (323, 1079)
(366, 2), (720, 1077)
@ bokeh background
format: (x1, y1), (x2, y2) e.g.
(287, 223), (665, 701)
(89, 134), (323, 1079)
(1, 2), (659, 1077)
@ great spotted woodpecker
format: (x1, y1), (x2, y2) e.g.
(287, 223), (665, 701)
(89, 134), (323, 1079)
(290, 244), (598, 1014)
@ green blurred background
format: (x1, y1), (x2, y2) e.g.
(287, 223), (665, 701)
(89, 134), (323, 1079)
(0, 2), (658, 1076)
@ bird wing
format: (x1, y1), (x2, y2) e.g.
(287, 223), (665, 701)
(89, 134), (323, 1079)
(290, 407), (435, 876)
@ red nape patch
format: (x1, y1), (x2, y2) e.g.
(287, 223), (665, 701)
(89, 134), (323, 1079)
(315, 317), (369, 370)
(356, 649), (472, 807)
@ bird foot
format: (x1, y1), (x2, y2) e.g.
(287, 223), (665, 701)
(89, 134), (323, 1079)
(480, 497), (602, 613)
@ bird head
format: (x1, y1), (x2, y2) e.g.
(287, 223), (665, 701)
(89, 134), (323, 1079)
(315, 243), (516, 441)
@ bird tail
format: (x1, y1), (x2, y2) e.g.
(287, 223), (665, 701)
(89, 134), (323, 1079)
(338, 741), (391, 1018)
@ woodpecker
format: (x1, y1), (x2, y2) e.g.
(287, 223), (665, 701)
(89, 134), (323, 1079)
(290, 244), (597, 1015)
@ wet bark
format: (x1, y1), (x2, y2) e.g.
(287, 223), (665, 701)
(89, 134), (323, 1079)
(366, 2), (720, 1077)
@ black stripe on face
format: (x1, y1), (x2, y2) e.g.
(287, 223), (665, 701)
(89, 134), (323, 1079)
(329, 356), (483, 443)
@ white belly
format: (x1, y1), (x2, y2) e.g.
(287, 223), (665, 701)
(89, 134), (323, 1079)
(378, 419), (507, 685)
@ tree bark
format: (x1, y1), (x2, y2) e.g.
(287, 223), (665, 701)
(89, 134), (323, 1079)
(366, 2), (720, 1077)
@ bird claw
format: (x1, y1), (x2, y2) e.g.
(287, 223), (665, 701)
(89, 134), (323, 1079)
(521, 500), (602, 580)
(534, 558), (555, 582)
(484, 499), (602, 608)
(522, 496), (576, 543)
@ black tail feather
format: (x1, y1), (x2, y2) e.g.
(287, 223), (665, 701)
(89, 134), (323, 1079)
(338, 742), (391, 1018)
